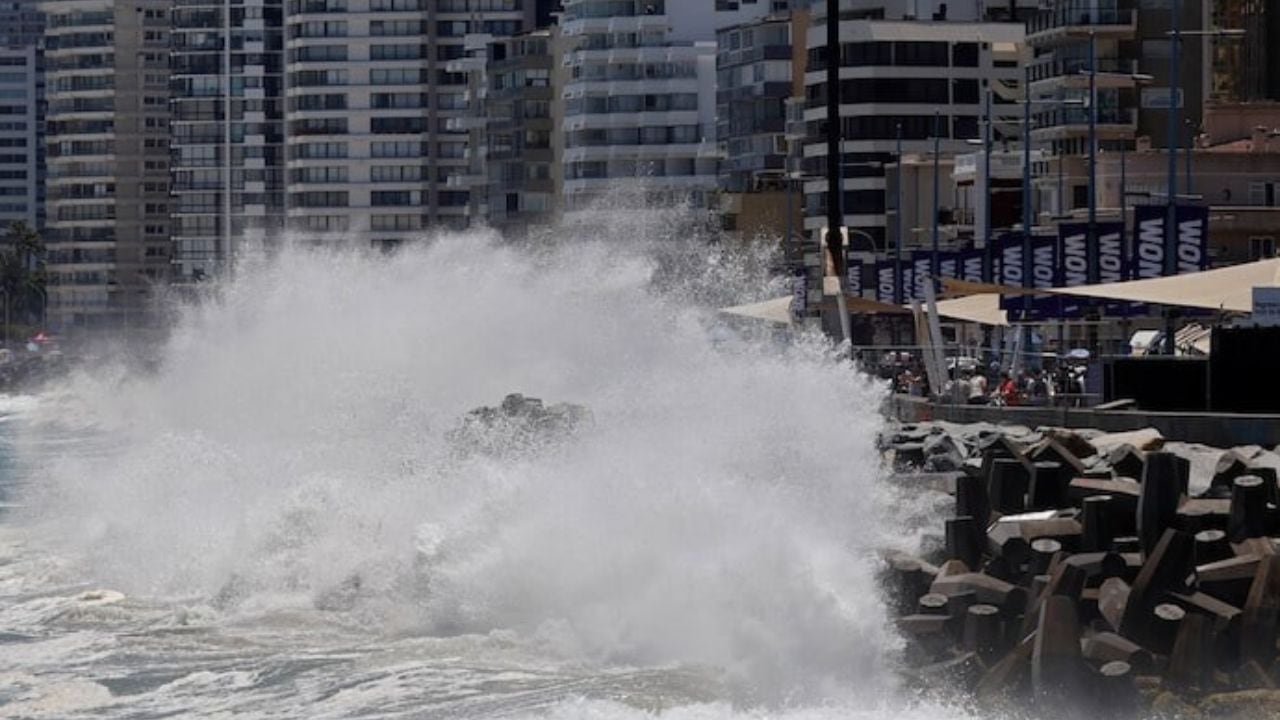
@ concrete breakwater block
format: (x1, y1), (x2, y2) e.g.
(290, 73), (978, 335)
(881, 418), (1280, 714)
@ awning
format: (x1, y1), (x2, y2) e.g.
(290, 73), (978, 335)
(1040, 258), (1280, 313)
(719, 296), (794, 325)
(932, 293), (1009, 326)
(718, 293), (984, 325)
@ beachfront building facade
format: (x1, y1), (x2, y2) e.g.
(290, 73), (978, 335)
(170, 0), (285, 282)
(41, 0), (173, 331)
(801, 9), (1026, 252)
(557, 0), (780, 216)
(282, 0), (544, 247)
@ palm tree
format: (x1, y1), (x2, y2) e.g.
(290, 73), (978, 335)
(0, 221), (46, 342)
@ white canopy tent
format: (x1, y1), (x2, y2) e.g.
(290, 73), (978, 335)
(719, 294), (1009, 326)
(1042, 257), (1280, 313)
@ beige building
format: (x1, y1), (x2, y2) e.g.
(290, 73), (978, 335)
(42, 0), (174, 331)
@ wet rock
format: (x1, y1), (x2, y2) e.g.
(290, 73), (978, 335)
(448, 393), (592, 457)
(1197, 689), (1280, 719)
(1092, 428), (1166, 455)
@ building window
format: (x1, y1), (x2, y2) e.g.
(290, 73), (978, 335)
(1251, 236), (1277, 260)
(952, 43), (978, 68)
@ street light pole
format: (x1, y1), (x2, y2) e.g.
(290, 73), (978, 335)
(1022, 62), (1033, 321)
(931, 110), (941, 283)
(822, 0), (850, 350)
(1165, 0), (1180, 278)
(1163, 0), (1181, 354)
(983, 84), (993, 281)
(1088, 31), (1098, 283)
(1184, 119), (1193, 194)
(895, 122), (904, 304)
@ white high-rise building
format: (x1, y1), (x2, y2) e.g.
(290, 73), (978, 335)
(42, 0), (174, 331)
(802, 6), (1026, 251)
(282, 0), (540, 247)
(169, 0), (285, 282)
(557, 0), (778, 215)
(0, 45), (40, 231)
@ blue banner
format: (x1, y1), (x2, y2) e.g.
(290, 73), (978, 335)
(999, 234), (1059, 320)
(1057, 222), (1090, 318)
(938, 252), (958, 282)
(1132, 204), (1209, 279)
(1096, 222), (1127, 284)
(996, 233), (1024, 290)
(846, 258), (863, 297)
(911, 251), (932, 302)
(959, 249), (986, 284)
(874, 261), (896, 304)
(1095, 221), (1132, 316)
(1175, 204), (1209, 274)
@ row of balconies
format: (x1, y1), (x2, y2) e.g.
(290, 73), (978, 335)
(1027, 5), (1136, 45)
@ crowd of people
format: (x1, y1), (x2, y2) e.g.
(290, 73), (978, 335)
(879, 352), (1089, 407)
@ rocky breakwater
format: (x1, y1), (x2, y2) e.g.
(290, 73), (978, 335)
(881, 421), (1280, 718)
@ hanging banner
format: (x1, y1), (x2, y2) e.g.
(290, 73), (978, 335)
(1058, 222), (1090, 318)
(959, 249), (986, 284)
(791, 271), (808, 321)
(938, 252), (958, 281)
(1132, 204), (1167, 280)
(911, 251), (932, 302)
(1030, 233), (1057, 290)
(1132, 204), (1208, 279)
(900, 262), (915, 305)
(999, 234), (1059, 320)
(845, 258), (863, 297)
(1091, 221), (1132, 316)
(1175, 204), (1209, 274)
(875, 261), (897, 305)
(1096, 222), (1127, 283)
(997, 232), (1024, 290)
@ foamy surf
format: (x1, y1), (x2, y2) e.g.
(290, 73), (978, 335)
(0, 216), (973, 718)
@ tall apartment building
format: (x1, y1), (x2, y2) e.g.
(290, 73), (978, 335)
(557, 0), (777, 215)
(282, 0), (541, 247)
(0, 1), (44, 234)
(1212, 0), (1278, 102)
(0, 0), (46, 46)
(483, 29), (555, 234)
(0, 46), (40, 231)
(42, 0), (172, 331)
(170, 0), (285, 282)
(1026, 0), (1204, 218)
(802, 7), (1025, 250)
(716, 8), (803, 193)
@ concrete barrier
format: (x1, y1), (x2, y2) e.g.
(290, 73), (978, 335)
(890, 396), (1280, 448)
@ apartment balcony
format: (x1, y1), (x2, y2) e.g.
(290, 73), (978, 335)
(563, 109), (700, 131)
(1029, 56), (1142, 90)
(564, 174), (716, 195)
(562, 77), (700, 100)
(560, 14), (668, 38)
(1027, 6), (1136, 47)
(444, 116), (488, 132)
(1031, 107), (1137, 142)
(445, 56), (486, 73)
(444, 173), (485, 189)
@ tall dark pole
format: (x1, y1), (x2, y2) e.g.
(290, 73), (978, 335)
(983, 85), (993, 281)
(823, 0), (849, 346)
(1184, 120), (1193, 193)
(1165, 0), (1180, 276)
(1022, 62), (1033, 323)
(931, 110), (941, 282)
(1088, 31), (1098, 283)
(1164, 0), (1181, 353)
(895, 122), (904, 304)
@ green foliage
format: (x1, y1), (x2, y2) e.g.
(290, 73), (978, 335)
(0, 221), (46, 338)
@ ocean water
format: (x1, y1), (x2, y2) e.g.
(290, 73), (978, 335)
(0, 221), (974, 719)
